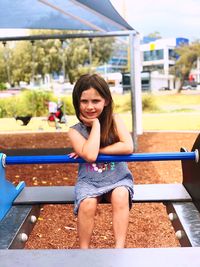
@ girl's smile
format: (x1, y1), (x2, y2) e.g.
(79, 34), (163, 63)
(80, 88), (107, 119)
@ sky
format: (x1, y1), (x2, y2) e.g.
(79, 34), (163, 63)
(110, 0), (200, 41)
(0, 0), (199, 41)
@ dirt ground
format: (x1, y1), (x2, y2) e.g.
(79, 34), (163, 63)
(1, 131), (198, 249)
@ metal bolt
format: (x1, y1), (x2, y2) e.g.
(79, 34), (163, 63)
(195, 149), (199, 163)
(168, 213), (177, 221)
(18, 233), (28, 242)
(175, 230), (185, 240)
(1, 154), (6, 168)
(30, 215), (37, 223)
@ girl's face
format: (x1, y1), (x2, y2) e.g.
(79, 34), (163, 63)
(79, 87), (107, 119)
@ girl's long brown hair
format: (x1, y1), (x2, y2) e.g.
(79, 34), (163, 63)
(72, 74), (119, 147)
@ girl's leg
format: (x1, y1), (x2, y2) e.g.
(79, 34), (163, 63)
(110, 187), (130, 248)
(77, 197), (99, 249)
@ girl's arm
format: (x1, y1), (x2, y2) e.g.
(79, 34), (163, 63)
(68, 118), (101, 162)
(99, 114), (134, 155)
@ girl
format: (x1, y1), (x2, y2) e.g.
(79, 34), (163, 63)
(68, 74), (134, 249)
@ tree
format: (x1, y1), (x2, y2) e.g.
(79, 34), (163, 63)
(147, 32), (162, 39)
(0, 30), (115, 85)
(0, 44), (7, 83)
(64, 36), (114, 83)
(174, 41), (200, 92)
(11, 41), (33, 84)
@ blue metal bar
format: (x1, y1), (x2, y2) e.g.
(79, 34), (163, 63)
(5, 151), (197, 165)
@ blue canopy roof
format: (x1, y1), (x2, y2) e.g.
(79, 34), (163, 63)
(0, 0), (134, 32)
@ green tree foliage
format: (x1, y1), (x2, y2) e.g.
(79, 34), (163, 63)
(0, 90), (53, 118)
(64, 36), (114, 83)
(11, 41), (33, 84)
(0, 30), (114, 85)
(0, 44), (7, 83)
(174, 41), (200, 91)
(21, 90), (52, 116)
(146, 32), (162, 39)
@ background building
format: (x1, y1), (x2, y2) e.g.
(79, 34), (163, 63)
(140, 37), (189, 91)
(96, 36), (190, 93)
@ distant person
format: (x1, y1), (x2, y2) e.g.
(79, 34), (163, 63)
(55, 102), (66, 123)
(68, 74), (134, 249)
(48, 101), (57, 117)
(47, 101), (60, 129)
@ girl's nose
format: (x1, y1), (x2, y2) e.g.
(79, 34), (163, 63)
(87, 102), (94, 109)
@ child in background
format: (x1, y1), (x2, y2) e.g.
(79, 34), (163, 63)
(68, 74), (134, 249)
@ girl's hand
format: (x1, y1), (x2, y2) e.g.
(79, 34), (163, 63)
(68, 152), (79, 159)
(80, 114), (99, 127)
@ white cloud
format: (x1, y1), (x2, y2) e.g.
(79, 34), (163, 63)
(111, 0), (200, 41)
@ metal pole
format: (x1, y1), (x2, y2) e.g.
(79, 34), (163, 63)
(129, 31), (142, 151)
(60, 39), (65, 82)
(0, 31), (134, 42)
(31, 40), (35, 86)
(5, 151), (198, 165)
(89, 38), (93, 72)
(2, 41), (11, 85)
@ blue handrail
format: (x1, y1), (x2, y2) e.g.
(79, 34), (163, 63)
(5, 151), (198, 165)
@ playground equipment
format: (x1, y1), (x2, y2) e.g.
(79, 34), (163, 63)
(1, 134), (200, 266)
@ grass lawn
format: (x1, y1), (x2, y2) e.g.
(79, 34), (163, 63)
(1, 91), (200, 133)
(1, 111), (200, 133)
(142, 112), (200, 131)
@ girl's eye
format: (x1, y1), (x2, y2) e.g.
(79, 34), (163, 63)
(80, 100), (87, 104)
(92, 100), (100, 103)
(80, 99), (101, 104)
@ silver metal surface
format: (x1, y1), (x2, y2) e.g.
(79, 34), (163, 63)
(0, 205), (40, 249)
(14, 184), (192, 205)
(172, 202), (200, 247)
(1, 248), (200, 267)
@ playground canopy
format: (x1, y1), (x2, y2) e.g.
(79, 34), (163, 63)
(0, 0), (142, 148)
(0, 0), (134, 32)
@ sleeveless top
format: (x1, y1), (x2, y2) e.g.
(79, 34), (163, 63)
(70, 122), (134, 215)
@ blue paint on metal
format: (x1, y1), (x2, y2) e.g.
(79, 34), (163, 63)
(5, 151), (196, 165)
(0, 153), (25, 221)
